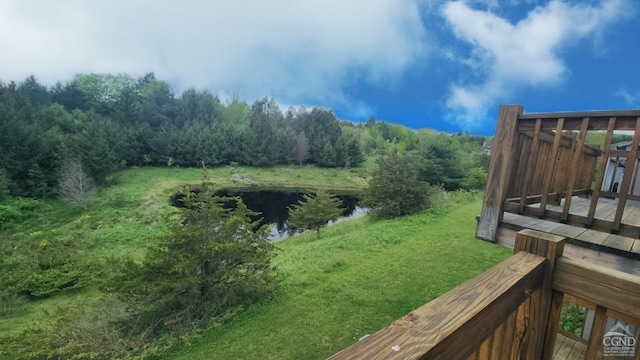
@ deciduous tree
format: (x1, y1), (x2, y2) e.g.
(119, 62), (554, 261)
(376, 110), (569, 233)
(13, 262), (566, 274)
(58, 158), (97, 207)
(295, 131), (309, 165)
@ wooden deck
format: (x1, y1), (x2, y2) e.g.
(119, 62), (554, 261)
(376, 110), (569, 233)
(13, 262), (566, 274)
(496, 196), (640, 276)
(505, 196), (640, 254)
(553, 334), (586, 360)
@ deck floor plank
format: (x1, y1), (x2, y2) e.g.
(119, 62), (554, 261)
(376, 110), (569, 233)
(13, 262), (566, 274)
(575, 230), (609, 246)
(553, 334), (586, 360)
(595, 202), (618, 221)
(494, 226), (640, 276)
(554, 334), (575, 360)
(566, 341), (585, 360)
(529, 220), (564, 233)
(551, 225), (587, 239)
(602, 234), (635, 252)
(632, 240), (640, 255)
(623, 204), (640, 226)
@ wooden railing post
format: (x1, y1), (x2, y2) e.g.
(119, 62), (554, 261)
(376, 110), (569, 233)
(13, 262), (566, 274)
(477, 104), (524, 241)
(513, 229), (566, 360)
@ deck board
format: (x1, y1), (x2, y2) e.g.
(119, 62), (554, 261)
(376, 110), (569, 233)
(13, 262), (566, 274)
(494, 226), (640, 276)
(575, 229), (609, 246)
(552, 225), (587, 239)
(553, 334), (586, 360)
(623, 204), (640, 226)
(530, 220), (564, 233)
(501, 195), (640, 259)
(632, 240), (640, 255)
(602, 234), (635, 252)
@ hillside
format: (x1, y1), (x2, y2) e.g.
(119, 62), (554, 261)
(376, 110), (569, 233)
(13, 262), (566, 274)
(165, 192), (511, 359)
(0, 166), (509, 359)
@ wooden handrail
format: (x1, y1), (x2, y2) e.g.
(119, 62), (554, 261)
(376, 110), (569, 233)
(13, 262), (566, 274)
(330, 230), (566, 360)
(552, 257), (640, 320)
(330, 225), (640, 359)
(478, 105), (640, 242)
(329, 252), (546, 360)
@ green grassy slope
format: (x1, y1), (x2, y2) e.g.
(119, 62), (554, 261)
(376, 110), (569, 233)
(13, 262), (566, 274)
(1, 165), (511, 359)
(0, 165), (368, 339)
(166, 194), (512, 360)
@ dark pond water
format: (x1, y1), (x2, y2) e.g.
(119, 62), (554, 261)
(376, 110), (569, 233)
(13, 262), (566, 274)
(171, 188), (364, 241)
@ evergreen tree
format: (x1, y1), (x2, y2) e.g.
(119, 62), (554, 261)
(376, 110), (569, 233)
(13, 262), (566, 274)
(288, 190), (343, 239)
(0, 168), (10, 201)
(117, 180), (276, 339)
(363, 152), (433, 219)
(335, 132), (364, 167)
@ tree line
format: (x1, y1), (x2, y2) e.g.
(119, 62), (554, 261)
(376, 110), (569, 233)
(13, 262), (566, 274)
(0, 73), (489, 202)
(0, 73), (364, 199)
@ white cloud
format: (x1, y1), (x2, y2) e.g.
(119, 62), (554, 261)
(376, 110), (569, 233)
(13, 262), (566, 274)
(616, 89), (640, 107)
(442, 0), (630, 128)
(0, 0), (426, 117)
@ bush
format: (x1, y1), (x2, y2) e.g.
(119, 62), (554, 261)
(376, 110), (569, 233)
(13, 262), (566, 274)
(7, 296), (133, 360)
(0, 292), (25, 317)
(461, 167), (487, 190)
(0, 198), (42, 229)
(363, 152), (434, 219)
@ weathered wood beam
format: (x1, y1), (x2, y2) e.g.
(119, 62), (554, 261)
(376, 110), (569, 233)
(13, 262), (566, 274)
(538, 119), (565, 216)
(552, 257), (640, 320)
(328, 252), (546, 360)
(561, 118), (590, 222)
(513, 229), (566, 360)
(519, 111), (640, 131)
(587, 117), (616, 227)
(613, 118), (640, 232)
(477, 105), (524, 241)
(520, 110), (640, 120)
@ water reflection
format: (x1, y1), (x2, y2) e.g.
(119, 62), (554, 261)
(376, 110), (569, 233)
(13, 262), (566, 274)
(215, 189), (364, 241)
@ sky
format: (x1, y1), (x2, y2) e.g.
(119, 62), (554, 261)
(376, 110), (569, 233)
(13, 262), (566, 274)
(1, 0), (638, 135)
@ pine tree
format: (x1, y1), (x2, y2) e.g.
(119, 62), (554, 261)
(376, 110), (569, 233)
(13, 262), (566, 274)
(363, 152), (432, 218)
(116, 180), (276, 339)
(288, 190), (343, 239)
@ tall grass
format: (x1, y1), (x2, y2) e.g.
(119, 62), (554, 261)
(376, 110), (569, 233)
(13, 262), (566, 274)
(0, 165), (367, 340)
(166, 191), (511, 360)
(1, 165), (511, 359)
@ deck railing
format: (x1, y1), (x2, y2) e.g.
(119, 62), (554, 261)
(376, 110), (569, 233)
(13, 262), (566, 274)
(476, 105), (640, 241)
(330, 230), (640, 359)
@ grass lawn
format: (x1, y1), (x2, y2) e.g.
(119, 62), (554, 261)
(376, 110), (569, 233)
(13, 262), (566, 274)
(1, 165), (512, 359)
(0, 165), (368, 340)
(165, 193), (512, 360)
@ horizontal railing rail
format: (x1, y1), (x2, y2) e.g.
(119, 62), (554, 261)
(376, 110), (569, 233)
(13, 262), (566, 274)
(477, 104), (640, 242)
(550, 257), (640, 360)
(329, 252), (545, 360)
(330, 230), (565, 360)
(552, 257), (640, 320)
(331, 227), (640, 360)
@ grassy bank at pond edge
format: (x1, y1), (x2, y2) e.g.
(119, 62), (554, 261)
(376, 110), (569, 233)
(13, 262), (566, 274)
(165, 193), (511, 360)
(0, 165), (369, 340)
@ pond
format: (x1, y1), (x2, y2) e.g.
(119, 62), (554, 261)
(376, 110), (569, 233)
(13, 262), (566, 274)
(171, 188), (365, 241)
